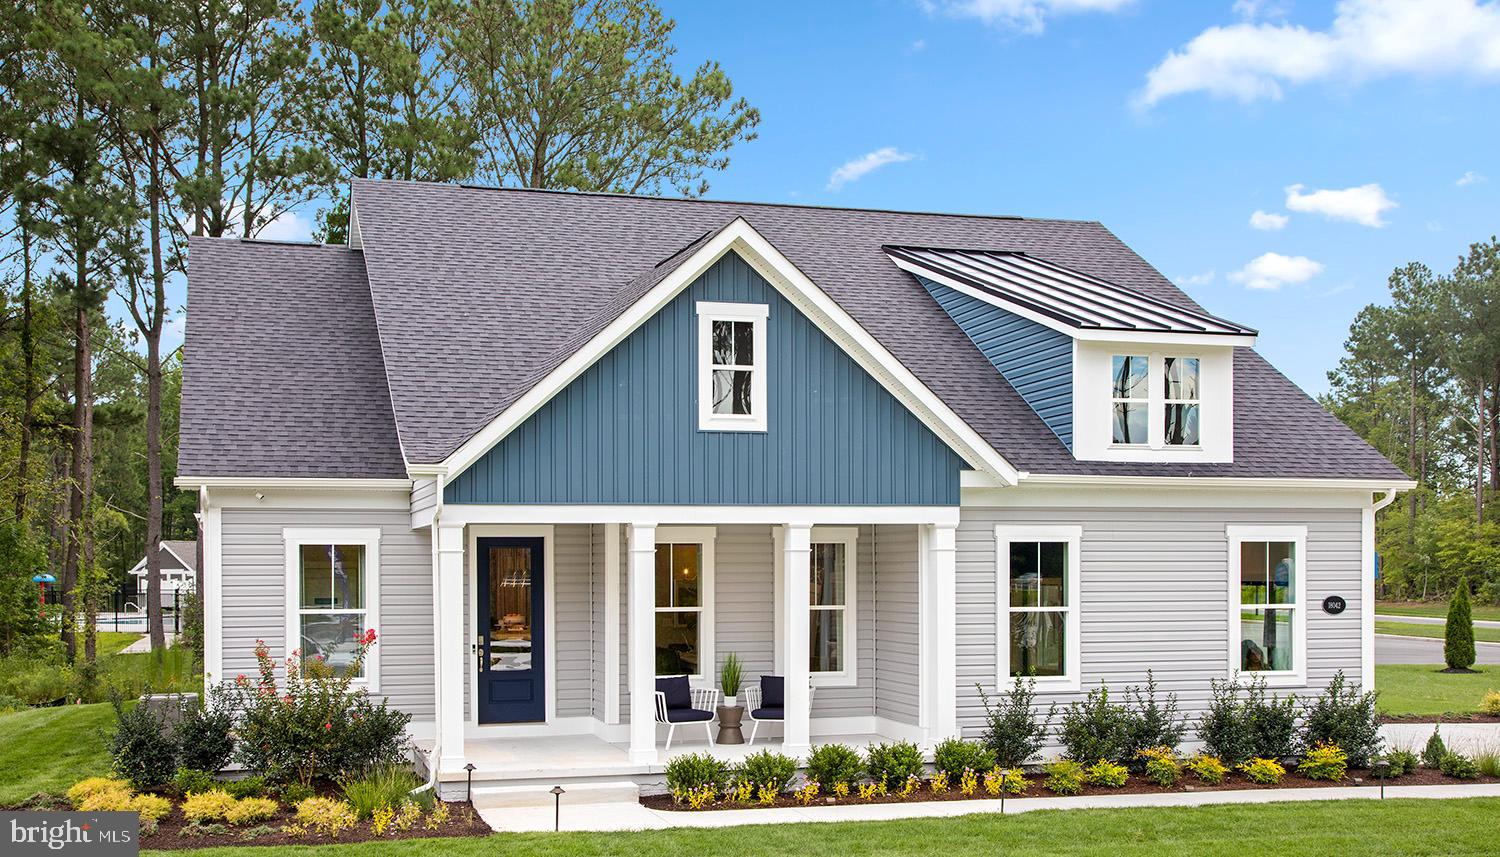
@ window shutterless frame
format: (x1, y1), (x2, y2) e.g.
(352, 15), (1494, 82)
(994, 524), (1082, 692)
(282, 527), (381, 690)
(809, 525), (858, 687)
(1226, 524), (1307, 687)
(697, 301), (769, 432)
(1107, 352), (1204, 450)
(654, 526), (717, 683)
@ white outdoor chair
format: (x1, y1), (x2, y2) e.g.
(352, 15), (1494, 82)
(744, 677), (814, 746)
(654, 676), (720, 751)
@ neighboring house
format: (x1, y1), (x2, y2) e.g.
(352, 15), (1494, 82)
(127, 540), (197, 608)
(177, 178), (1412, 798)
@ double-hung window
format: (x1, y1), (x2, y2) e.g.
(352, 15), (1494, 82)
(1111, 355), (1148, 444)
(1163, 357), (1200, 446)
(1227, 525), (1306, 685)
(697, 302), (768, 432)
(1111, 353), (1201, 448)
(283, 528), (380, 685)
(995, 525), (1081, 691)
(809, 527), (857, 686)
(654, 527), (716, 680)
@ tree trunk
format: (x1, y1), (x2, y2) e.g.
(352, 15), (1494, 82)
(1407, 362), (1418, 545)
(1477, 385), (1486, 527)
(63, 249), (93, 662)
(15, 212), (36, 522)
(145, 141), (167, 652)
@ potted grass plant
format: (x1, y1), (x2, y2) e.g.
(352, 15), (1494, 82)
(721, 652), (743, 707)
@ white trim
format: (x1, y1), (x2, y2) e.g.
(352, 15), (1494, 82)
(1364, 488), (1400, 694)
(467, 525), (557, 725)
(436, 218), (1019, 485)
(994, 524), (1083, 693)
(1074, 342), (1233, 464)
(627, 523), (658, 764)
(282, 526), (382, 691)
(653, 526), (717, 684)
(202, 488), (222, 682)
(809, 526), (859, 688)
(175, 476), (411, 491)
(926, 523), (959, 744)
(604, 523), (622, 725)
(991, 473), (1416, 492)
(696, 301), (769, 432)
(439, 504), (960, 527)
(886, 254), (1257, 348)
(780, 523), (813, 758)
(1226, 524), (1308, 688)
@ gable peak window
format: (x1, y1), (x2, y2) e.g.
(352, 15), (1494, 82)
(698, 302), (768, 432)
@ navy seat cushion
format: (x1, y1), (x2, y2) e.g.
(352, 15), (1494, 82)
(761, 675), (784, 708)
(664, 707), (714, 723)
(751, 706), (784, 721)
(656, 675), (691, 710)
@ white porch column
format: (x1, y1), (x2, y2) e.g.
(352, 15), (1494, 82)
(627, 523), (658, 764)
(781, 523), (812, 758)
(436, 523), (467, 772)
(926, 523), (959, 743)
(604, 523), (622, 724)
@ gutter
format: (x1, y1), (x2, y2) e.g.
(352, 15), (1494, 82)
(411, 470), (445, 797)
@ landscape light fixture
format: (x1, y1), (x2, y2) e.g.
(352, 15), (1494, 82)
(1374, 760), (1390, 799)
(464, 762), (476, 803)
(551, 785), (566, 831)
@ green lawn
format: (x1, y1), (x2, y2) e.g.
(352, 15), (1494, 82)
(0, 702), (115, 804)
(1375, 664), (1498, 717)
(1375, 621), (1500, 643)
(1377, 601), (1500, 622)
(147, 799), (1500, 857)
(95, 632), (144, 656)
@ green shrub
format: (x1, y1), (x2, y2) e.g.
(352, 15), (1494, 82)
(1059, 683), (1131, 764)
(1043, 760), (1085, 795)
(1238, 757), (1285, 785)
(977, 677), (1056, 767)
(1298, 741), (1348, 781)
(932, 737), (994, 780)
(865, 741), (924, 791)
(173, 768), (217, 797)
(1472, 746), (1500, 778)
(1445, 577), (1476, 671)
(176, 686), (236, 773)
(1299, 672), (1381, 766)
(278, 783), (315, 805)
(665, 752), (731, 799)
(1382, 748), (1419, 777)
(1084, 759), (1128, 788)
(1185, 753), (1227, 785)
(341, 764), (421, 820)
(1122, 672), (1184, 764)
(735, 750), (798, 794)
(1439, 751), (1480, 780)
(1422, 725), (1448, 769)
(1138, 746), (1181, 788)
(805, 744), (863, 790)
(225, 775), (269, 799)
(1198, 677), (1298, 764)
(1246, 680), (1299, 760)
(109, 693), (178, 791)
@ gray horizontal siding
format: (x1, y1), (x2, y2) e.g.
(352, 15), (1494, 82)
(554, 524), (594, 717)
(955, 507), (1365, 742)
(873, 525), (921, 725)
(219, 507), (434, 719)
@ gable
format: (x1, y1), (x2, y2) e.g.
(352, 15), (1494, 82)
(444, 252), (970, 505)
(919, 276), (1073, 449)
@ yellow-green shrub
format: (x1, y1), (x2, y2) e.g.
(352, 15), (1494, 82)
(295, 797), (356, 838)
(78, 788), (134, 813)
(1239, 757), (1285, 785)
(1084, 759), (1128, 788)
(225, 796), (279, 825)
(182, 790), (238, 822)
(1482, 690), (1500, 716)
(1139, 747), (1181, 788)
(1185, 753), (1228, 785)
(68, 777), (131, 808)
(1299, 741), (1348, 782)
(1044, 760), (1085, 796)
(128, 794), (173, 822)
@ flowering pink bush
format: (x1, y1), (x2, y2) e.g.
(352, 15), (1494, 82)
(232, 631), (410, 785)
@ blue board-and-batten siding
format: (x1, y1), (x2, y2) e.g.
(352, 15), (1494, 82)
(917, 276), (1074, 449)
(444, 253), (968, 505)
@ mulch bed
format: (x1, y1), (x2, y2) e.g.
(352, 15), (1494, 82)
(141, 802), (489, 850)
(642, 768), (1500, 812)
(1380, 712), (1500, 724)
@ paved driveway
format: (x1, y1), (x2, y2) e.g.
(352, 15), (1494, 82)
(1375, 634), (1500, 665)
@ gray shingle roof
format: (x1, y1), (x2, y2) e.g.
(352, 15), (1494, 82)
(178, 237), (408, 478)
(178, 179), (1406, 483)
(348, 178), (1402, 481)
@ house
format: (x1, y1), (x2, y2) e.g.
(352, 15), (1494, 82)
(177, 178), (1412, 799)
(127, 540), (197, 609)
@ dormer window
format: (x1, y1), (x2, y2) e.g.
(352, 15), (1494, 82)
(1164, 357), (1200, 446)
(1110, 355), (1148, 444)
(1109, 353), (1203, 449)
(697, 301), (768, 432)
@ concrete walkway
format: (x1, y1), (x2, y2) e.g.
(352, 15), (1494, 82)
(119, 633), (176, 654)
(477, 782), (1500, 833)
(1376, 614), (1500, 629)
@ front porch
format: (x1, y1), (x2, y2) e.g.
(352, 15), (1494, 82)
(425, 508), (962, 786)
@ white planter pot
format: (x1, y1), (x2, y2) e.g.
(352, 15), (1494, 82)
(723, 695), (738, 708)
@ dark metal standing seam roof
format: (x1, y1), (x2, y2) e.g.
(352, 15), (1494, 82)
(885, 246), (1258, 337)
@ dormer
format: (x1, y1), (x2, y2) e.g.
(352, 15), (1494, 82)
(888, 246), (1257, 465)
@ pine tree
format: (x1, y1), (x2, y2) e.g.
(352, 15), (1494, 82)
(1445, 576), (1476, 671)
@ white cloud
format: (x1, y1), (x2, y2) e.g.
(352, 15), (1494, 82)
(1137, 0), (1500, 107)
(911, 38), (928, 51)
(255, 209), (315, 242)
(827, 147), (917, 191)
(1284, 182), (1396, 226)
(1175, 270), (1216, 287)
(1233, 0), (1290, 20)
(1457, 170), (1487, 186)
(1249, 210), (1289, 230)
(1229, 252), (1325, 290)
(927, 0), (1132, 35)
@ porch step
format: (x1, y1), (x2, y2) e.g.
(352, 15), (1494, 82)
(470, 780), (641, 809)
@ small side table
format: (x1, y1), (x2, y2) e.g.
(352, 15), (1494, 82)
(716, 705), (746, 744)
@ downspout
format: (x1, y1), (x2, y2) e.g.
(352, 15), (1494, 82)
(412, 471), (445, 796)
(1372, 486), (1400, 514)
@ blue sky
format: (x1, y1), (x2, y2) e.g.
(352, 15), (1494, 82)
(231, 0), (1500, 397)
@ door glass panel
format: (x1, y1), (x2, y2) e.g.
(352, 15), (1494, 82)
(487, 547), (533, 672)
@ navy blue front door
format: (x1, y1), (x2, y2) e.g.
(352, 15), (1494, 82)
(476, 537), (545, 723)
